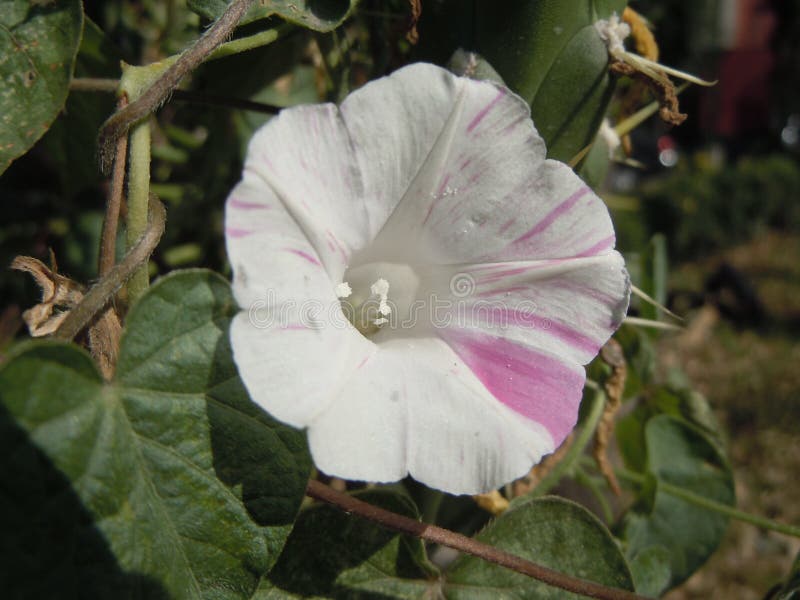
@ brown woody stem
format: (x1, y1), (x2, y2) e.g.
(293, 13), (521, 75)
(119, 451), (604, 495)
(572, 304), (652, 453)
(98, 96), (129, 277)
(55, 195), (166, 341)
(305, 480), (649, 600)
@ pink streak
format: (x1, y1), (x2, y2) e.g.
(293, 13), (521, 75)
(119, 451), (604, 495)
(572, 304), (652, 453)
(463, 304), (600, 356)
(576, 235), (616, 257)
(440, 329), (584, 444)
(512, 186), (590, 246)
(225, 227), (254, 238)
(546, 279), (617, 305)
(285, 248), (322, 266)
(229, 198), (269, 211)
(467, 88), (506, 133)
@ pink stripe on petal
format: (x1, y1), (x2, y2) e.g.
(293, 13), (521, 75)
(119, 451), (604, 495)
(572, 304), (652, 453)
(546, 279), (618, 305)
(285, 248), (322, 266)
(229, 198), (269, 211)
(512, 186), (590, 246)
(467, 88), (506, 133)
(441, 330), (584, 444)
(576, 234), (616, 257)
(539, 319), (601, 355)
(226, 227), (255, 238)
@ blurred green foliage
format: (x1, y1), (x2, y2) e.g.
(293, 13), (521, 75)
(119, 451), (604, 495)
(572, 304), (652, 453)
(625, 154), (800, 262)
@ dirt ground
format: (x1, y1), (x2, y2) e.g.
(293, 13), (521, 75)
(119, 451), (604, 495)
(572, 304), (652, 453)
(659, 231), (800, 599)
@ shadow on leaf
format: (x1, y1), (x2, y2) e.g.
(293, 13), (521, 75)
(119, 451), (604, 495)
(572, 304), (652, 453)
(207, 318), (312, 528)
(0, 403), (169, 599)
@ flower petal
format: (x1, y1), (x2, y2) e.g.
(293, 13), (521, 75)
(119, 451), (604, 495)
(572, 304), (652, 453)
(431, 252), (630, 366)
(437, 329), (586, 447)
(237, 103), (369, 279)
(340, 64), (614, 264)
(226, 176), (375, 427)
(307, 337), (554, 495)
(230, 313), (374, 428)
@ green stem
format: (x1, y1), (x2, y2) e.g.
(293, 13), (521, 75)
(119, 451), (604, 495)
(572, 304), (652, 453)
(208, 24), (291, 61)
(616, 466), (800, 539)
(126, 119), (152, 302)
(531, 389), (607, 497)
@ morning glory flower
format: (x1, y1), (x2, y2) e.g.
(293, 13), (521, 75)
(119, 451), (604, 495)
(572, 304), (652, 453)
(225, 63), (630, 495)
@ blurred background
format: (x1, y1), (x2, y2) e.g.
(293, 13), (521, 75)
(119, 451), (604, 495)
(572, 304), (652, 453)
(604, 2), (800, 597)
(0, 1), (798, 597)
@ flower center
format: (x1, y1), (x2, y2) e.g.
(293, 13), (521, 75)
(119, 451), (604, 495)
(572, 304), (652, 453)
(337, 262), (421, 338)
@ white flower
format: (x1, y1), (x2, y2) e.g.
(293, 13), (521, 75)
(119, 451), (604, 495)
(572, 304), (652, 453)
(225, 63), (630, 495)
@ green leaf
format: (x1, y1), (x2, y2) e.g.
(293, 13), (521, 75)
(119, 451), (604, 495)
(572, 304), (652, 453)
(625, 546), (672, 599)
(446, 496), (635, 598)
(0, 0), (83, 175)
(527, 24), (617, 162)
(621, 415), (735, 596)
(264, 490), (438, 598)
(0, 270), (311, 599)
(187, 0), (358, 31)
(39, 17), (121, 198)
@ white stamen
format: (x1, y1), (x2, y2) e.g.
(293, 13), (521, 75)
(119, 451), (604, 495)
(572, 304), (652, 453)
(335, 281), (352, 298)
(370, 278), (392, 316)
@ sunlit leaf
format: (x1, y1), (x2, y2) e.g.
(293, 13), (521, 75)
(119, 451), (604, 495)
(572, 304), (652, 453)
(446, 496), (635, 598)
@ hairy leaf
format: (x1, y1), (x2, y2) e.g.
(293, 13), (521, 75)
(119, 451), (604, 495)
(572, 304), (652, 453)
(0, 270), (311, 599)
(446, 496), (635, 598)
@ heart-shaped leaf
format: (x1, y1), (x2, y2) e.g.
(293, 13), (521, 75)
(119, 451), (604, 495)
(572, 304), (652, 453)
(0, 0), (83, 174)
(0, 270), (311, 599)
(446, 496), (635, 598)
